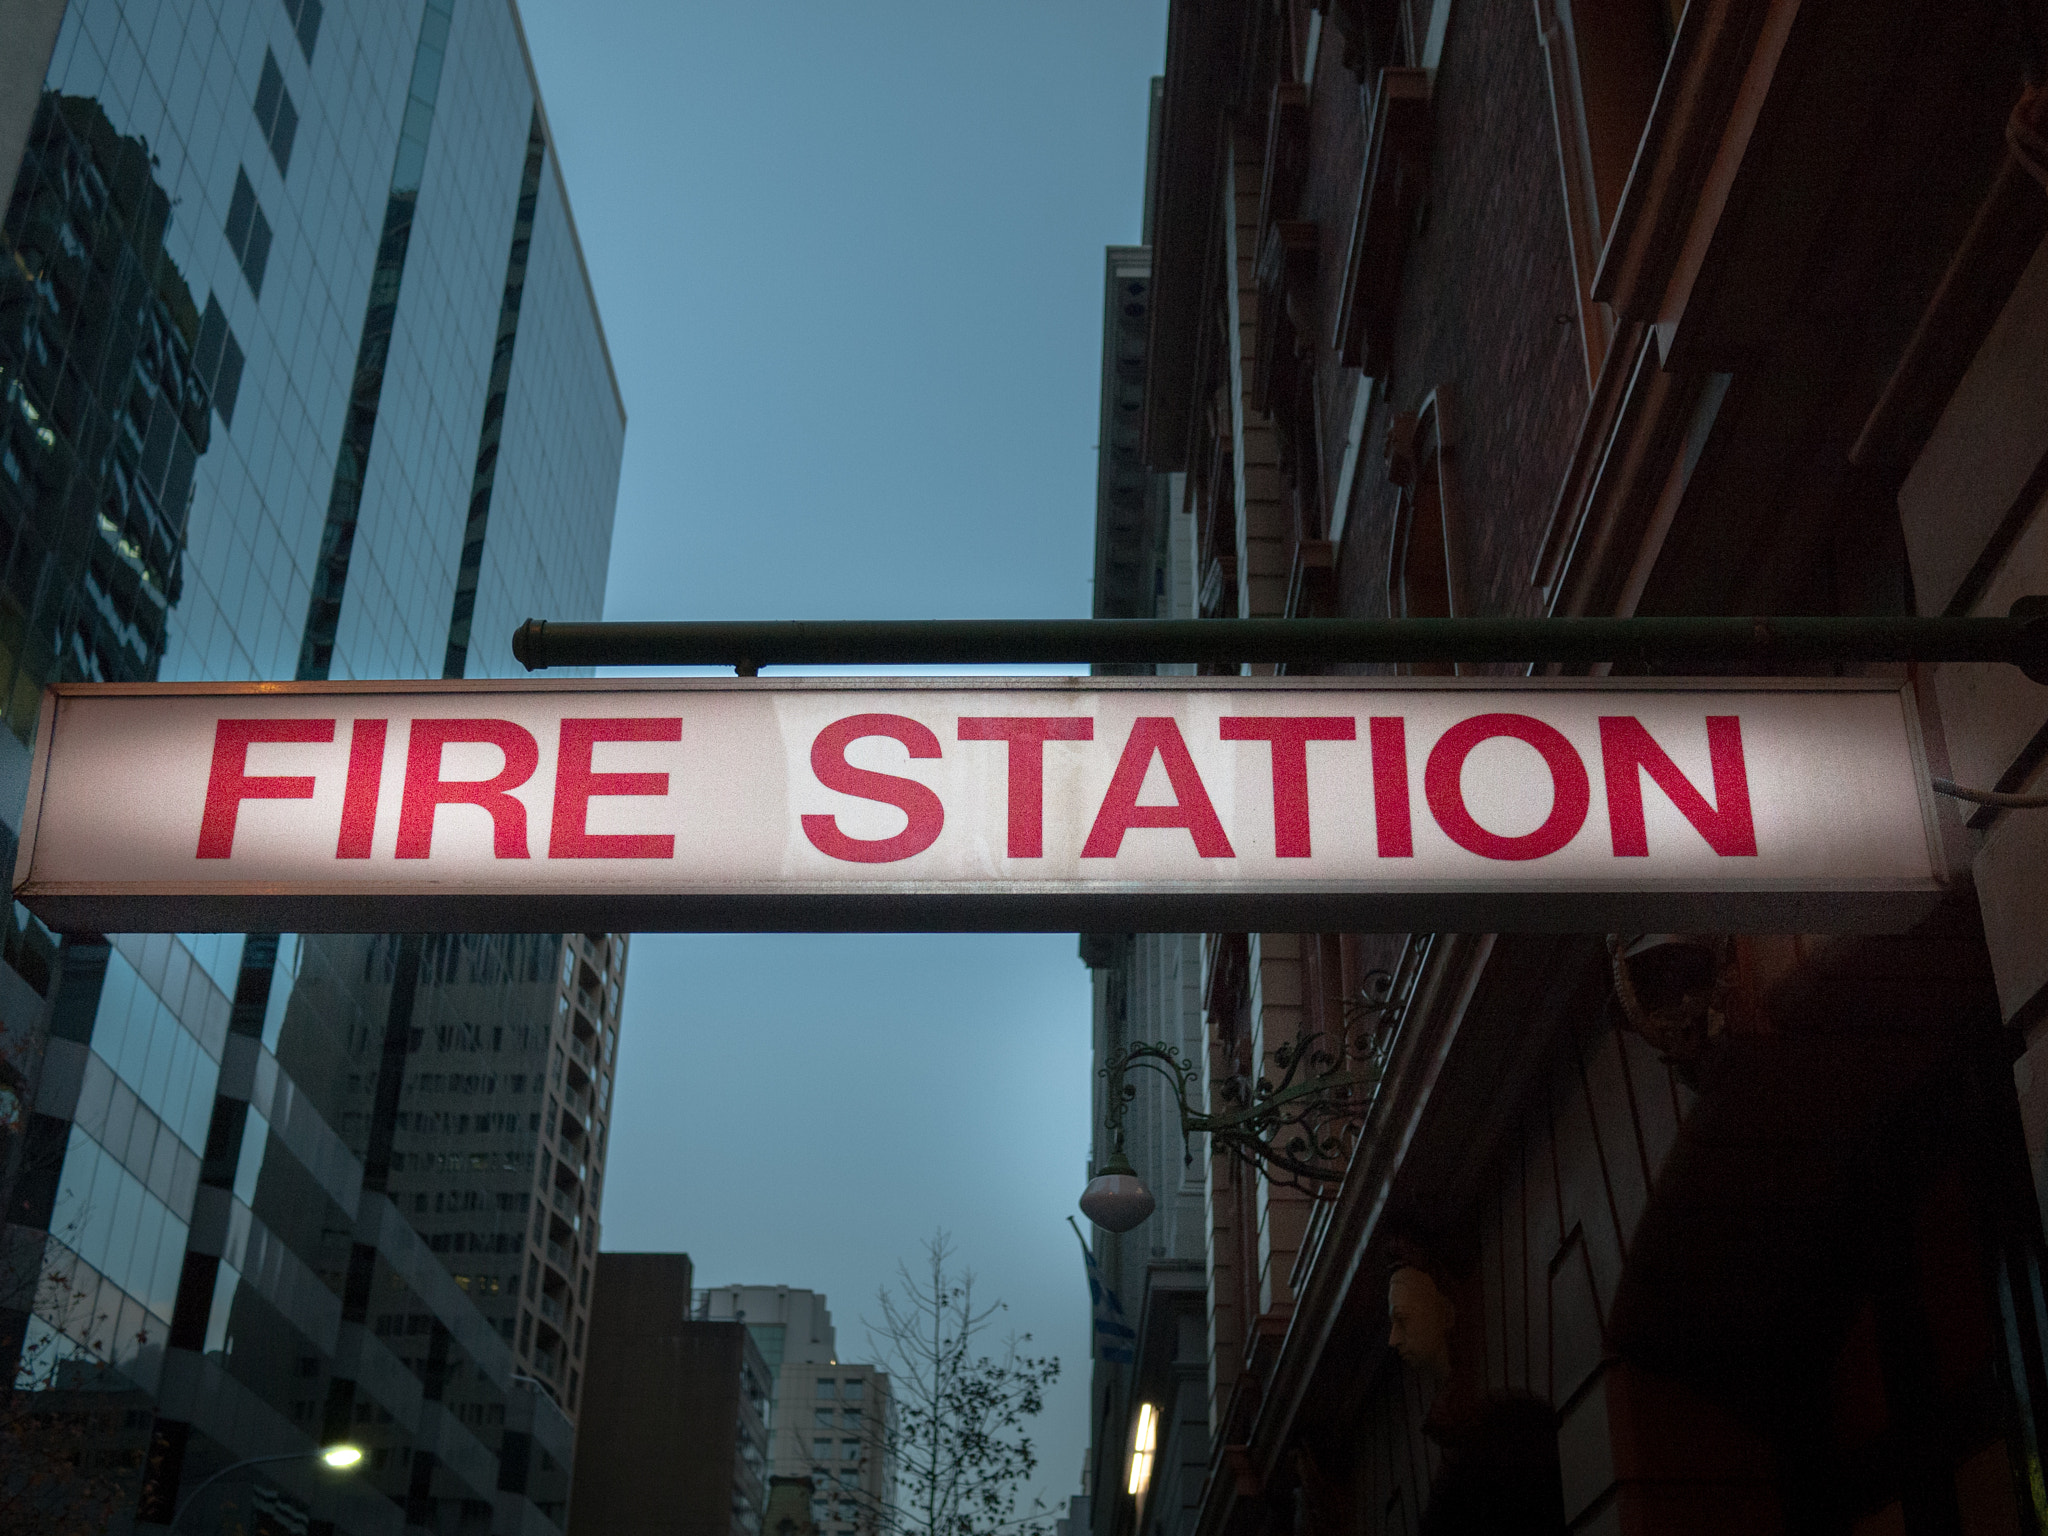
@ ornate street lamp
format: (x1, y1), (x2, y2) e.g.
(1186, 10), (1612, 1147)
(1079, 971), (1406, 1232)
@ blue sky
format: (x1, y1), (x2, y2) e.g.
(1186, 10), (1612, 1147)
(517, 0), (1171, 1503)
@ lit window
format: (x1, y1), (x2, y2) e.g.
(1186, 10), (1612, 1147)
(1126, 1402), (1158, 1498)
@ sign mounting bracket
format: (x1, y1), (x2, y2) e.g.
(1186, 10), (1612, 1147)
(510, 607), (2048, 681)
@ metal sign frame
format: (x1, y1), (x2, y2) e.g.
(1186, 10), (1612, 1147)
(11, 674), (1946, 935)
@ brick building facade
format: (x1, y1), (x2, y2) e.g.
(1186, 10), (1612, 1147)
(1085, 2), (2048, 1533)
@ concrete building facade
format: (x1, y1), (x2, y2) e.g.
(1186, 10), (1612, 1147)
(573, 1254), (773, 1536)
(694, 1285), (893, 1536)
(696, 1284), (838, 1380)
(1081, 227), (1211, 1536)
(775, 1359), (891, 1536)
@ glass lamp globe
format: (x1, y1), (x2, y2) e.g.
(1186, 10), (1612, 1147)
(1079, 1149), (1156, 1233)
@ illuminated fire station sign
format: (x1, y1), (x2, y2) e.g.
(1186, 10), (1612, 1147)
(11, 677), (1943, 933)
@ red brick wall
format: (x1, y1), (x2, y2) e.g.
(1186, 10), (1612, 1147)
(1333, 0), (1589, 629)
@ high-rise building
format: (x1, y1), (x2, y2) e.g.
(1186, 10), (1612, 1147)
(0, 2), (627, 1531)
(695, 1284), (837, 1381)
(1078, 228), (1207, 1536)
(573, 1253), (774, 1536)
(692, 1285), (892, 1536)
(774, 1359), (890, 1536)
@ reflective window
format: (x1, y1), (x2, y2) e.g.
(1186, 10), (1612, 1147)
(0, 94), (210, 726)
(253, 51), (299, 178)
(91, 950), (214, 1152)
(224, 168), (272, 298)
(45, 1123), (188, 1323)
(281, 0), (322, 62)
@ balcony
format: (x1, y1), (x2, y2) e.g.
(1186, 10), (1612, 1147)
(551, 1185), (580, 1227)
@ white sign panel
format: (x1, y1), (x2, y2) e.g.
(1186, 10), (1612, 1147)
(11, 677), (1944, 933)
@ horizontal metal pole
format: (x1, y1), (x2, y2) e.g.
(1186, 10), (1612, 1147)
(513, 615), (2048, 679)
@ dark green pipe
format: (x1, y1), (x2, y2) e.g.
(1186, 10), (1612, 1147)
(513, 612), (2048, 680)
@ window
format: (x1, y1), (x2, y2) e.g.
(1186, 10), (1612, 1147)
(816, 1378), (836, 1399)
(841, 1379), (863, 1402)
(842, 1440), (860, 1461)
(225, 169), (272, 298)
(842, 1408), (861, 1427)
(281, 0), (322, 61)
(814, 1407), (834, 1428)
(1127, 1402), (1158, 1498)
(1534, 0), (1682, 382)
(253, 51), (299, 174)
(1383, 389), (1464, 673)
(813, 1438), (832, 1461)
(193, 294), (246, 427)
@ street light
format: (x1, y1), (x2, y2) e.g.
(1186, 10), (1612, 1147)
(170, 1443), (365, 1530)
(1078, 970), (1407, 1232)
(1078, 1147), (1155, 1233)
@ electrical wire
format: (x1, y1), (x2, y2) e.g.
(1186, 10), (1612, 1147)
(1931, 777), (2048, 809)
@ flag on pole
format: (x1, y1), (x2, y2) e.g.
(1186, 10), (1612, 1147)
(1068, 1215), (1136, 1364)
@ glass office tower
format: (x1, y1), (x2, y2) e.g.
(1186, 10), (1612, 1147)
(0, 2), (627, 1532)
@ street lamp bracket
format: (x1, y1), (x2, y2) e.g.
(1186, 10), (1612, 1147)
(1098, 968), (1406, 1199)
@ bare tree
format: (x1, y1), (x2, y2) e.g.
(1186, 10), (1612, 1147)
(0, 1237), (153, 1535)
(855, 1231), (1060, 1536)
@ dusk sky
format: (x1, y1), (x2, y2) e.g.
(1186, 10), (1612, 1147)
(517, 1), (1173, 1501)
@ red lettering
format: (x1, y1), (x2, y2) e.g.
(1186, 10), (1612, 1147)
(335, 719), (387, 859)
(1080, 718), (1234, 859)
(1424, 713), (1589, 861)
(197, 718), (334, 859)
(801, 714), (945, 863)
(396, 719), (539, 859)
(1599, 715), (1757, 857)
(549, 717), (681, 859)
(1218, 716), (1354, 857)
(957, 717), (1093, 857)
(1369, 716), (1414, 857)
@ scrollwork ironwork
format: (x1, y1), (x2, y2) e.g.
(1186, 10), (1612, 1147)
(1098, 968), (1406, 1200)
